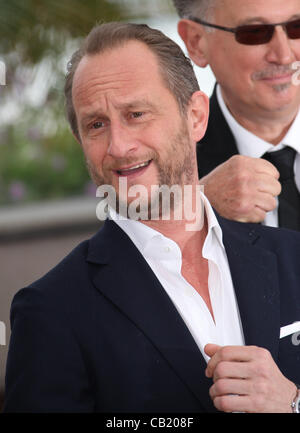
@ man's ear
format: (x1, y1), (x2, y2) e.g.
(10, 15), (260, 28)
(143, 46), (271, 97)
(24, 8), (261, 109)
(177, 19), (209, 68)
(188, 91), (209, 142)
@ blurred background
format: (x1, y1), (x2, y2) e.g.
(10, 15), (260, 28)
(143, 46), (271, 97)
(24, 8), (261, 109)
(0, 0), (215, 410)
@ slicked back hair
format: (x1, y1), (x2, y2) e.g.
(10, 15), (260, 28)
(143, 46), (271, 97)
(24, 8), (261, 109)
(65, 22), (200, 141)
(172, 0), (218, 19)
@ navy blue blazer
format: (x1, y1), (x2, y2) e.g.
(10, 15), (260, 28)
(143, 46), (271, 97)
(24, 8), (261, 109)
(3, 216), (300, 412)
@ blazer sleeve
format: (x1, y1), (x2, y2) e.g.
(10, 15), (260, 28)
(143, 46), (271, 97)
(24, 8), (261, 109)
(3, 286), (94, 413)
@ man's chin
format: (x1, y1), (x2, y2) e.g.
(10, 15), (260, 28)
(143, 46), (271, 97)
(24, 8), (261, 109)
(111, 194), (174, 221)
(252, 86), (300, 114)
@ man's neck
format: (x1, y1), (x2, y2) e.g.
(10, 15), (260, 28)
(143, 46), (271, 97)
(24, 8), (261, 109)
(221, 90), (299, 145)
(229, 109), (296, 145)
(143, 215), (212, 318)
(141, 181), (207, 253)
(142, 217), (207, 253)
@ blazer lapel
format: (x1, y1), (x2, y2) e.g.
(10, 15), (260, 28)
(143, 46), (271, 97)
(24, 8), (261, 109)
(87, 220), (217, 412)
(220, 218), (280, 361)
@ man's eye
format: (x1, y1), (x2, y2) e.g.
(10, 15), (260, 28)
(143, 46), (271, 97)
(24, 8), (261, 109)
(131, 112), (144, 119)
(92, 121), (105, 129)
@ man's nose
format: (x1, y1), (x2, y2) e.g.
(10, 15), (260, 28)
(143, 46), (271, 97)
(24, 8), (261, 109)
(265, 25), (294, 64)
(107, 122), (138, 158)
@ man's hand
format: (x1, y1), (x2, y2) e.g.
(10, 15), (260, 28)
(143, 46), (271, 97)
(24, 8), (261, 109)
(204, 344), (297, 413)
(200, 155), (281, 223)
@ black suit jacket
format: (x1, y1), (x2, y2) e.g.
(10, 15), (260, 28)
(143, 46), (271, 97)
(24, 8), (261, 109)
(3, 216), (300, 412)
(197, 86), (239, 179)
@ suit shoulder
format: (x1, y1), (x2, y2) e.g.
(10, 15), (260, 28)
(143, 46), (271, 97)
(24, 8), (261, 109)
(32, 237), (90, 288)
(12, 233), (97, 312)
(219, 215), (300, 249)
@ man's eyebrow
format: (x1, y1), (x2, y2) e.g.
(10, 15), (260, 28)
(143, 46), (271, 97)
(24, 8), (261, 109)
(116, 99), (157, 111)
(80, 99), (157, 125)
(237, 14), (300, 26)
(81, 112), (104, 124)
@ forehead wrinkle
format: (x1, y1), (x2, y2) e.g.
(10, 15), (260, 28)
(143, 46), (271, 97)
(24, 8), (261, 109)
(237, 13), (300, 26)
(73, 68), (144, 110)
(219, 0), (300, 25)
(72, 41), (172, 123)
(75, 75), (158, 124)
(73, 44), (161, 100)
(74, 73), (133, 98)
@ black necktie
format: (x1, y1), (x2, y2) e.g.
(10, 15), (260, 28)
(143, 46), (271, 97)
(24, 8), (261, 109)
(263, 147), (300, 230)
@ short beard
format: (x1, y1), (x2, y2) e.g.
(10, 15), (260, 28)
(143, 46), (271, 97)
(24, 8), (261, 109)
(85, 117), (195, 220)
(271, 83), (292, 93)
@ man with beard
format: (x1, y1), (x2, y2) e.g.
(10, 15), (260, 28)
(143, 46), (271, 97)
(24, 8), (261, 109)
(4, 22), (300, 413)
(173, 0), (300, 230)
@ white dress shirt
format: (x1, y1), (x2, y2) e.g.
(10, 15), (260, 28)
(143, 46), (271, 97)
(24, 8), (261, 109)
(216, 84), (300, 227)
(108, 192), (245, 363)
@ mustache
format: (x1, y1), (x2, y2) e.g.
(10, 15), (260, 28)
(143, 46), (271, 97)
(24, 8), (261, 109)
(105, 152), (158, 171)
(252, 64), (294, 80)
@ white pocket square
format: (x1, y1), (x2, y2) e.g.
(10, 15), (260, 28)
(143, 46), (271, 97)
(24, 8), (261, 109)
(280, 322), (300, 339)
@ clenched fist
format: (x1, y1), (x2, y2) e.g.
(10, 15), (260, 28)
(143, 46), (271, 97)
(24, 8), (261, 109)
(204, 344), (297, 413)
(200, 155), (281, 222)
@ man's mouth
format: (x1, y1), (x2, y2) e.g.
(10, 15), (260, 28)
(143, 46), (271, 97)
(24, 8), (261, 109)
(115, 160), (152, 177)
(263, 72), (294, 82)
(253, 67), (294, 82)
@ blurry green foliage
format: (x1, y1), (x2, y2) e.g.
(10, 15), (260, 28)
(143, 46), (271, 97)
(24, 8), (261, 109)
(0, 0), (130, 62)
(0, 0), (132, 205)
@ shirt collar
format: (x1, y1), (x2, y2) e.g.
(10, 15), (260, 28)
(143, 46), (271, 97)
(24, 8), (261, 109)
(216, 83), (300, 156)
(108, 206), (159, 254)
(108, 191), (224, 258)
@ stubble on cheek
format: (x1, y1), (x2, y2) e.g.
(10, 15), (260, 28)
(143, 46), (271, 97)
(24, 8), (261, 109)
(85, 158), (107, 186)
(83, 118), (196, 219)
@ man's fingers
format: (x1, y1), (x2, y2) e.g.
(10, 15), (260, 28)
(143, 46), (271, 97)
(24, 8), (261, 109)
(233, 191), (278, 222)
(204, 343), (221, 358)
(209, 378), (249, 399)
(213, 394), (250, 413)
(255, 158), (280, 179)
(226, 155), (280, 179)
(256, 173), (282, 196)
(200, 155), (282, 222)
(205, 345), (296, 413)
(254, 192), (278, 213)
(205, 345), (258, 378)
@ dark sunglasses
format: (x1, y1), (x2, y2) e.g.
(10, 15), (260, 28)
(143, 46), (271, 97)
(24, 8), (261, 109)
(188, 16), (300, 45)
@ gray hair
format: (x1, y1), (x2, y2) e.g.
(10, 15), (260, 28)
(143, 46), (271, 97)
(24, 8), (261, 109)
(172, 0), (218, 20)
(65, 22), (200, 141)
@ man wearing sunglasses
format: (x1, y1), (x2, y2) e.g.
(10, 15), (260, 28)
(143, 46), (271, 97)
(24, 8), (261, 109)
(173, 0), (300, 230)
